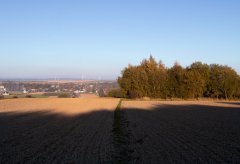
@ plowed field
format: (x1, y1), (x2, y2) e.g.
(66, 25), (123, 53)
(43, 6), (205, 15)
(120, 101), (240, 163)
(0, 97), (119, 163)
(1, 99), (240, 163)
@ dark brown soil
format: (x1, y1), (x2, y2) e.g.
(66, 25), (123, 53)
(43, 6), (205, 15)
(121, 103), (240, 163)
(1, 100), (240, 163)
(0, 110), (114, 163)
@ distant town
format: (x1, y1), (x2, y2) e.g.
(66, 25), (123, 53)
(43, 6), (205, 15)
(0, 80), (119, 98)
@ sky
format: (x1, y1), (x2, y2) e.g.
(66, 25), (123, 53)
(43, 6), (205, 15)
(0, 0), (240, 80)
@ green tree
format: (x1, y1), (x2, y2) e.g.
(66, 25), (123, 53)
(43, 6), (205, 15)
(209, 64), (239, 99)
(155, 61), (168, 98)
(184, 62), (210, 98)
(237, 77), (240, 98)
(118, 64), (148, 98)
(118, 56), (240, 100)
(167, 62), (186, 98)
(220, 66), (239, 99)
(140, 55), (159, 97)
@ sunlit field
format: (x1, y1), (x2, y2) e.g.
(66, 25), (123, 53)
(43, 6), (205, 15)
(0, 96), (119, 115)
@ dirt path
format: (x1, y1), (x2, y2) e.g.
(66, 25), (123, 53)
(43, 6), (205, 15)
(121, 101), (240, 163)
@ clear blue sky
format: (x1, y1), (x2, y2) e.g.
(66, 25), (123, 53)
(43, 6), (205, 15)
(0, 0), (240, 80)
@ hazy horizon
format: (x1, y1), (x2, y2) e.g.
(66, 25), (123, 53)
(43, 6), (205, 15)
(1, 0), (240, 79)
(0, 77), (116, 81)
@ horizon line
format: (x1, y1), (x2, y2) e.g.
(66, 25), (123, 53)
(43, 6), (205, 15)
(0, 78), (117, 81)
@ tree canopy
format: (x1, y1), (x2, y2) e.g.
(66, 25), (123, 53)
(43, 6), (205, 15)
(118, 56), (240, 99)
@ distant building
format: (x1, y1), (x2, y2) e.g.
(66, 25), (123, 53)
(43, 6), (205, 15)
(2, 91), (9, 96)
(0, 85), (7, 95)
(79, 89), (86, 93)
(74, 90), (81, 94)
(30, 89), (37, 92)
(0, 85), (6, 92)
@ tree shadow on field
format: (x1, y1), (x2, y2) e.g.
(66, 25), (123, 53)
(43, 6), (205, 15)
(217, 101), (240, 106)
(121, 103), (240, 163)
(1, 103), (240, 164)
(0, 109), (115, 164)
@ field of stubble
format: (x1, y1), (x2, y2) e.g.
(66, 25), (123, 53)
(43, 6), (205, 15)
(120, 101), (240, 163)
(0, 97), (119, 163)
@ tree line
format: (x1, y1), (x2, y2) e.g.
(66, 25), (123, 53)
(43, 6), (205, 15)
(116, 56), (240, 99)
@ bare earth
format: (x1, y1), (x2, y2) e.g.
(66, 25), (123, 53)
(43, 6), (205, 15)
(120, 100), (240, 163)
(0, 97), (119, 163)
(0, 96), (119, 115)
(1, 99), (240, 163)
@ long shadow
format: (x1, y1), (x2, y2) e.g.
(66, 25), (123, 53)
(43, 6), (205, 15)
(120, 103), (240, 163)
(0, 109), (115, 163)
(217, 101), (240, 106)
(1, 104), (240, 163)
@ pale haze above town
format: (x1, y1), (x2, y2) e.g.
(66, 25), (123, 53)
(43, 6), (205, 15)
(0, 0), (240, 80)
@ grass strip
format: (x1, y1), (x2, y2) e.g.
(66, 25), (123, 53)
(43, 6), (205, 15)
(112, 99), (133, 164)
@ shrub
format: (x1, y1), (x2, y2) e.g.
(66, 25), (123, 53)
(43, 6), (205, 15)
(98, 89), (106, 97)
(72, 93), (80, 98)
(25, 95), (33, 98)
(108, 89), (126, 98)
(58, 93), (72, 98)
(0, 95), (4, 99)
(43, 92), (59, 96)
